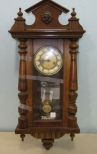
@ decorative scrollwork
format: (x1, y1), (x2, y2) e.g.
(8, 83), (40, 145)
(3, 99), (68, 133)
(41, 11), (53, 24)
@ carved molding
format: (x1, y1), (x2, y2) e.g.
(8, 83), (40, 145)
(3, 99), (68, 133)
(9, 8), (85, 39)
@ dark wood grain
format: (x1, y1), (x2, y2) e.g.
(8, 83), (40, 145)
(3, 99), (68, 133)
(9, 0), (85, 149)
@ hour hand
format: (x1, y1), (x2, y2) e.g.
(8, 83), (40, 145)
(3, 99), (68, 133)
(40, 59), (50, 64)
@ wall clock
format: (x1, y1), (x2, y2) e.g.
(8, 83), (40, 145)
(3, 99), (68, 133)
(9, 0), (85, 150)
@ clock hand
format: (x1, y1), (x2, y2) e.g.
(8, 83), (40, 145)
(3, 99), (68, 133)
(40, 59), (51, 64)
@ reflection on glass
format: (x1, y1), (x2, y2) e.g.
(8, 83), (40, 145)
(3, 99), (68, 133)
(32, 75), (63, 121)
(41, 82), (61, 120)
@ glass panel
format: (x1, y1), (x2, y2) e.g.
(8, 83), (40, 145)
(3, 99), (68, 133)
(32, 77), (63, 121)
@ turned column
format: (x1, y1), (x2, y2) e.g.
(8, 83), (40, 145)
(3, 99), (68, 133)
(17, 39), (28, 141)
(68, 40), (79, 140)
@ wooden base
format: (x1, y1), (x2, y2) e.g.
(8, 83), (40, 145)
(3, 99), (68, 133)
(19, 133), (75, 144)
(15, 125), (80, 149)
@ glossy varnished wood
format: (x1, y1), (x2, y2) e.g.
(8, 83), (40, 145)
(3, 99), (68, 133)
(9, 0), (85, 149)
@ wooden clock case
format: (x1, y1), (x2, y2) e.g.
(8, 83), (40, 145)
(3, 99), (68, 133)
(9, 0), (85, 150)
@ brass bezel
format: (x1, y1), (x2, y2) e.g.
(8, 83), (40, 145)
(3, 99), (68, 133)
(34, 46), (63, 76)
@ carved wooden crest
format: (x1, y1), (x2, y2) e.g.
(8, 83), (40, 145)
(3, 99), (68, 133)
(9, 0), (85, 39)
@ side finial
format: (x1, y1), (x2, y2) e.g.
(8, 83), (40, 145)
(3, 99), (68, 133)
(17, 8), (23, 17)
(71, 8), (76, 18)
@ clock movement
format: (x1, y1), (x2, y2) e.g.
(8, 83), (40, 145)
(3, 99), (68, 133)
(9, 0), (85, 150)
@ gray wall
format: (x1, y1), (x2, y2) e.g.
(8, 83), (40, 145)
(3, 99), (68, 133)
(0, 0), (97, 132)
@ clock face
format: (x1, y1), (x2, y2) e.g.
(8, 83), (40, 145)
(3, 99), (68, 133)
(34, 46), (63, 75)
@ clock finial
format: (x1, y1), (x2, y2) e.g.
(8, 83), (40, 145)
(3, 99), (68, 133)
(9, 7), (25, 34)
(71, 8), (76, 18)
(17, 8), (23, 17)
